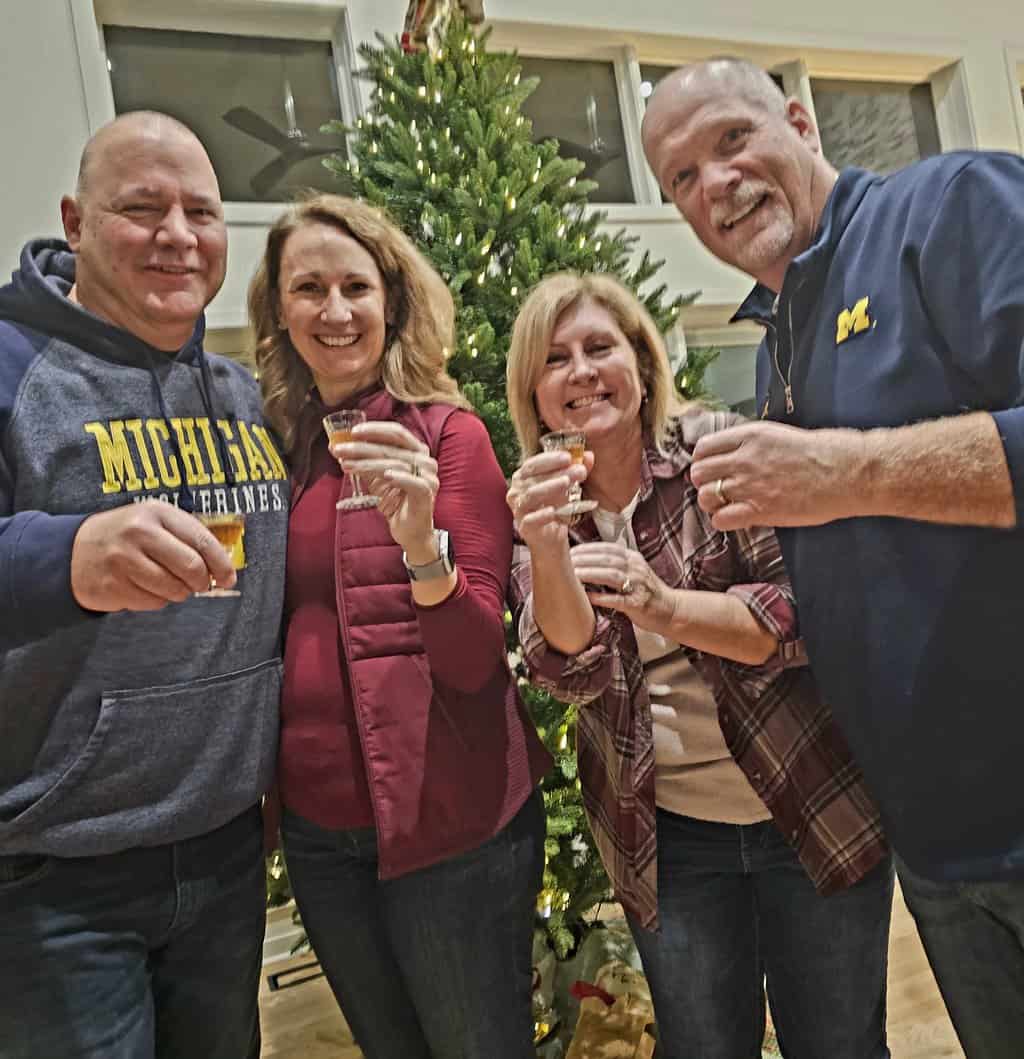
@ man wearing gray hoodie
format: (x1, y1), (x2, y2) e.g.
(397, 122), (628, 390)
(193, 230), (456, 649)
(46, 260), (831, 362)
(0, 112), (288, 1057)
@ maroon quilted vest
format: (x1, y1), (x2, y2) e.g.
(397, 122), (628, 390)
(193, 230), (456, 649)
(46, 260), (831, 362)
(292, 387), (551, 877)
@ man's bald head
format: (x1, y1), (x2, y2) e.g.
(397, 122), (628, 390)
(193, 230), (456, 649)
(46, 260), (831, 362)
(76, 111), (207, 200)
(643, 58), (787, 146)
(640, 56), (836, 293)
(61, 110), (227, 350)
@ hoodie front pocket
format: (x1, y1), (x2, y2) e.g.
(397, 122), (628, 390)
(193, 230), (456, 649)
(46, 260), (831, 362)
(0, 657), (282, 847)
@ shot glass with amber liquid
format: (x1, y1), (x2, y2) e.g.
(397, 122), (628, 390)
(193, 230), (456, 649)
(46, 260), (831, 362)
(195, 512), (245, 597)
(539, 429), (597, 521)
(323, 409), (379, 511)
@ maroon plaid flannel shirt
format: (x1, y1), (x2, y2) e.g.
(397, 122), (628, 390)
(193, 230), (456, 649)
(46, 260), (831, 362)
(509, 408), (888, 930)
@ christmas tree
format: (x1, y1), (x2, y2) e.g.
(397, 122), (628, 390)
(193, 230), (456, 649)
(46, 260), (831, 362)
(301, 9), (717, 957)
(323, 11), (713, 476)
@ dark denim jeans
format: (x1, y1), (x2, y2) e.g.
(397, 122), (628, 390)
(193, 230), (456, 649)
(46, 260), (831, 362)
(627, 810), (893, 1059)
(281, 789), (545, 1059)
(0, 806), (265, 1059)
(898, 856), (1024, 1058)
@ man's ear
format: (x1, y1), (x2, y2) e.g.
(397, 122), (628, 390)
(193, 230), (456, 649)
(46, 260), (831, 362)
(785, 99), (822, 153)
(60, 196), (84, 251)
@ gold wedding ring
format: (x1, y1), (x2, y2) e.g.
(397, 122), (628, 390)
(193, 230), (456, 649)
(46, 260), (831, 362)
(715, 478), (730, 505)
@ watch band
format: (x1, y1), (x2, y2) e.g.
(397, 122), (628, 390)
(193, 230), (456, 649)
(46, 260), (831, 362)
(403, 528), (455, 581)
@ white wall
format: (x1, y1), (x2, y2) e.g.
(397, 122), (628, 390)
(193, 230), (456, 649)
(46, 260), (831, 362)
(0, 1), (92, 270)
(3, 0), (1023, 334)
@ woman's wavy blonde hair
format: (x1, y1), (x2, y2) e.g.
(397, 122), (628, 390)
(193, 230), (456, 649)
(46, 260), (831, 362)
(506, 272), (687, 459)
(250, 193), (469, 454)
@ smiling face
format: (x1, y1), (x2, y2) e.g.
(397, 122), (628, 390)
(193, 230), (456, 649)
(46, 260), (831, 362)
(61, 116), (227, 351)
(277, 221), (389, 404)
(533, 297), (645, 454)
(643, 67), (835, 292)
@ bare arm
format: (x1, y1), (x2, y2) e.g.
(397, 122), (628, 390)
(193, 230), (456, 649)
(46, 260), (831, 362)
(570, 543), (777, 665)
(690, 412), (1015, 531)
(507, 449), (596, 655)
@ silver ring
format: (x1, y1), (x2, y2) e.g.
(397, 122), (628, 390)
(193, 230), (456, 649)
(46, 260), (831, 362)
(621, 577), (633, 595)
(715, 478), (730, 505)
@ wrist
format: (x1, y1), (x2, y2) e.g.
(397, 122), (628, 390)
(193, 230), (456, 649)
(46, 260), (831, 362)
(834, 428), (880, 519)
(403, 530), (440, 567)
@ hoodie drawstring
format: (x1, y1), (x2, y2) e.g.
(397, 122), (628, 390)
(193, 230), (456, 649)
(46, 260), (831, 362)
(140, 347), (238, 514)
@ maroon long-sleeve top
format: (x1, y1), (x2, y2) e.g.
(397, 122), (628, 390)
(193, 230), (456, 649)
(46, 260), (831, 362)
(278, 406), (518, 830)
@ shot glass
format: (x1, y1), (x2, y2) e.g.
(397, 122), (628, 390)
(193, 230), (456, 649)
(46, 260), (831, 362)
(539, 430), (597, 521)
(195, 512), (245, 597)
(323, 409), (379, 511)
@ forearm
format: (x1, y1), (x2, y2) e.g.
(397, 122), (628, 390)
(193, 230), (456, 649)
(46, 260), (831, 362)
(652, 588), (778, 665)
(845, 412), (1015, 528)
(416, 569), (506, 690)
(531, 544), (597, 656)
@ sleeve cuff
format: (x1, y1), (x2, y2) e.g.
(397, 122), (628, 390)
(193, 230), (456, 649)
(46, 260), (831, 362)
(991, 408), (1024, 527)
(6, 512), (96, 644)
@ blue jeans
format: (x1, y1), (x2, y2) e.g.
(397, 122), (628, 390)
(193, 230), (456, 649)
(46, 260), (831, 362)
(281, 789), (545, 1059)
(627, 810), (893, 1059)
(898, 856), (1024, 1058)
(0, 806), (265, 1059)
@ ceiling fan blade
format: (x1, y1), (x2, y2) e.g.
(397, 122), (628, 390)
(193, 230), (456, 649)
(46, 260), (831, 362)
(249, 154), (293, 197)
(223, 107), (293, 151)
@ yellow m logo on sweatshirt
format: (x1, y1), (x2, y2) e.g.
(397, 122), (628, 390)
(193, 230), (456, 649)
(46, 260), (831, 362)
(836, 297), (872, 344)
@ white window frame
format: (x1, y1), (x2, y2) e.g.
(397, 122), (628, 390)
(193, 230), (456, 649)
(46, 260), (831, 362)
(487, 19), (972, 225)
(1005, 47), (1024, 154)
(69, 0), (361, 222)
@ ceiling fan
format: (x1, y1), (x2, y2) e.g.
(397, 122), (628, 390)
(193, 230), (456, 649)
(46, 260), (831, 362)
(223, 76), (338, 197)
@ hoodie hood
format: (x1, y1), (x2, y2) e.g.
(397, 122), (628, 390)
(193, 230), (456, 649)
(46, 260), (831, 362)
(0, 238), (206, 366)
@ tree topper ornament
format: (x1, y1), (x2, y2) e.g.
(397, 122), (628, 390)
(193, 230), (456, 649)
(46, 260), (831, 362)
(401, 0), (484, 54)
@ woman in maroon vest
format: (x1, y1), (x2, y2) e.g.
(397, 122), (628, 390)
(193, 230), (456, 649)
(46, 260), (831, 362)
(250, 194), (550, 1059)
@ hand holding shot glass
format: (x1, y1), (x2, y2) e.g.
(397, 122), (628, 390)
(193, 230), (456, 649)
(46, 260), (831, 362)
(539, 430), (598, 520)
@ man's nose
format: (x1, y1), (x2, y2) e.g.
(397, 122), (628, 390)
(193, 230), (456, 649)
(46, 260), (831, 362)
(703, 160), (742, 200)
(155, 205), (198, 250)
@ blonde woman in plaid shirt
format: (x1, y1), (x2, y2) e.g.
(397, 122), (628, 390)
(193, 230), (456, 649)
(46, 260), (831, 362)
(506, 272), (893, 1059)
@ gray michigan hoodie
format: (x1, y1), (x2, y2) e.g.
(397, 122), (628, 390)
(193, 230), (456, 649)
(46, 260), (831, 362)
(0, 239), (288, 856)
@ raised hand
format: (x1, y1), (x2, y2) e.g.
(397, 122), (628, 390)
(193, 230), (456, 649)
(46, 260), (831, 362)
(506, 448), (594, 553)
(70, 500), (237, 611)
(690, 421), (867, 530)
(332, 421), (439, 554)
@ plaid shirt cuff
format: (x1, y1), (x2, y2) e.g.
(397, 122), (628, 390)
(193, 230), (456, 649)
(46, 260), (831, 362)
(726, 581), (807, 667)
(519, 600), (618, 701)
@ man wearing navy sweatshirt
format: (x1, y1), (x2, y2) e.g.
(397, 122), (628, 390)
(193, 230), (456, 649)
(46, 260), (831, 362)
(644, 58), (1024, 1057)
(0, 112), (288, 1057)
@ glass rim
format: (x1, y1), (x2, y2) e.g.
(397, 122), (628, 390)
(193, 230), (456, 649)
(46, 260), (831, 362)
(196, 512), (245, 526)
(540, 429), (587, 447)
(322, 409), (367, 431)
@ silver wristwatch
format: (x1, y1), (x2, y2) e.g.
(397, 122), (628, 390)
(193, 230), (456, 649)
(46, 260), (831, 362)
(403, 529), (455, 581)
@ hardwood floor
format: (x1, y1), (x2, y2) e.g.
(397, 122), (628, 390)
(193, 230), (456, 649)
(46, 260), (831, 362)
(259, 883), (963, 1058)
